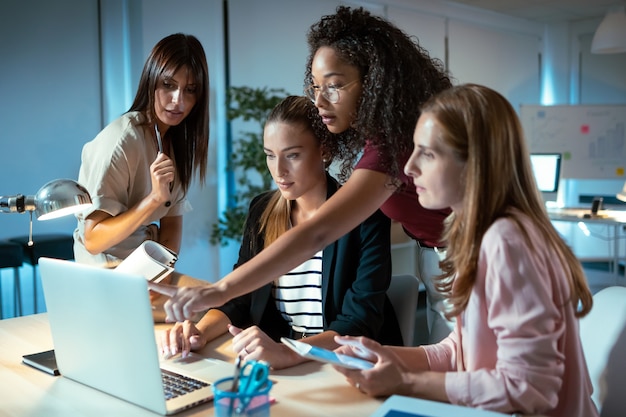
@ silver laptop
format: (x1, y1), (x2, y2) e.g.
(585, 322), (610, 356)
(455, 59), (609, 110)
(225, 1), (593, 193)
(39, 257), (230, 415)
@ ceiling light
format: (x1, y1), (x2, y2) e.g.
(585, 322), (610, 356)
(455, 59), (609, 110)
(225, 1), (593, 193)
(591, 6), (626, 54)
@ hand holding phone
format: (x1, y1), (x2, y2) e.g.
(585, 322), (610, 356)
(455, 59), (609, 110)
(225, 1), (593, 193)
(334, 336), (377, 360)
(281, 337), (374, 370)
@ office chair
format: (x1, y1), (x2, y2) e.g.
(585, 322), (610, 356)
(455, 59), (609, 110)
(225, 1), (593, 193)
(579, 285), (626, 411)
(387, 274), (421, 346)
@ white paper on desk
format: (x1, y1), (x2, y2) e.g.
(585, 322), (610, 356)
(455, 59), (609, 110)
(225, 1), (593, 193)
(115, 240), (177, 283)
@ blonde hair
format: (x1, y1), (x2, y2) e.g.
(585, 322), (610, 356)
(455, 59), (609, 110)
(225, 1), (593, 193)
(258, 96), (330, 247)
(423, 84), (592, 319)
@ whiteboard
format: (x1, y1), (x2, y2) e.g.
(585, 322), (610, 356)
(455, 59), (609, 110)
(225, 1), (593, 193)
(520, 104), (626, 179)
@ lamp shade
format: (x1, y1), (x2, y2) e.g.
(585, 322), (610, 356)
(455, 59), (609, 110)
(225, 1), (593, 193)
(34, 179), (92, 220)
(618, 181), (626, 203)
(591, 7), (626, 54)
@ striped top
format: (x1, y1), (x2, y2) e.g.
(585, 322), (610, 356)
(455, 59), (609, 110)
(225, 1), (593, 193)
(272, 250), (323, 334)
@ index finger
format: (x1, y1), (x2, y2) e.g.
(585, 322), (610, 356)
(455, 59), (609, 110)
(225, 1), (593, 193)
(148, 281), (178, 297)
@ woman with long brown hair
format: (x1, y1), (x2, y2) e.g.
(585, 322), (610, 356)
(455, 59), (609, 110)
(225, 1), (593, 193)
(74, 33), (209, 267)
(333, 84), (598, 417)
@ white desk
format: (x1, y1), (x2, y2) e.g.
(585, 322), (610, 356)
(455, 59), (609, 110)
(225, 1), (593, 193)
(548, 208), (626, 282)
(0, 314), (552, 417)
(0, 313), (383, 417)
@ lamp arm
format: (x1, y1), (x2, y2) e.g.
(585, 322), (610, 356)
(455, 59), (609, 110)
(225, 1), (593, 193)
(0, 194), (36, 214)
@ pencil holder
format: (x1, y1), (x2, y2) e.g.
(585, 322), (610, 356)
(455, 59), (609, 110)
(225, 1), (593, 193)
(212, 376), (272, 417)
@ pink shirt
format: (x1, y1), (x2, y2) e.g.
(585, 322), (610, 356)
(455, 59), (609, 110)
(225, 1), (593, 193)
(422, 212), (598, 417)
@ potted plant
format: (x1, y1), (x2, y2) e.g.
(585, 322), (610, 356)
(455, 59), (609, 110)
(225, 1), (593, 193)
(210, 86), (288, 246)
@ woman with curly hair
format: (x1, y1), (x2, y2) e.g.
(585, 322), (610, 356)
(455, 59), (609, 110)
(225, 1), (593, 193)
(152, 7), (453, 345)
(333, 84), (598, 417)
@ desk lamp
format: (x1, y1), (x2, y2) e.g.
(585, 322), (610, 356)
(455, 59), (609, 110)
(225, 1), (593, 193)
(0, 179), (92, 244)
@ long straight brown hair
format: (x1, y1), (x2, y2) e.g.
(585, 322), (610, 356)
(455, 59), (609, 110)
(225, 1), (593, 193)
(424, 84), (592, 319)
(128, 33), (210, 192)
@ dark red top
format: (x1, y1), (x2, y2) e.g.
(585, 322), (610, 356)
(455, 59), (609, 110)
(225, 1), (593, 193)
(355, 141), (450, 247)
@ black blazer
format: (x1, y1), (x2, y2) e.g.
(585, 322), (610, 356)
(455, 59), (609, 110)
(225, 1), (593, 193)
(217, 174), (403, 346)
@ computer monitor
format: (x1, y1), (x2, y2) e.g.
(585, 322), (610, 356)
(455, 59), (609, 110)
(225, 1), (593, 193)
(530, 153), (562, 201)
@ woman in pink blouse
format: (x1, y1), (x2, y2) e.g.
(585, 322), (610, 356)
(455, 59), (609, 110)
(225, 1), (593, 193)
(333, 84), (599, 417)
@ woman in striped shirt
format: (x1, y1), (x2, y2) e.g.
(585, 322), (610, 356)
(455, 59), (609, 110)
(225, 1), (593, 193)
(160, 96), (402, 369)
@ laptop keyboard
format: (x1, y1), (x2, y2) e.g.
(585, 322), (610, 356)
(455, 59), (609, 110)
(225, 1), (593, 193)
(161, 369), (210, 400)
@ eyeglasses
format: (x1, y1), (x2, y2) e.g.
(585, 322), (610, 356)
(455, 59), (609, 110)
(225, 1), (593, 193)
(304, 79), (359, 104)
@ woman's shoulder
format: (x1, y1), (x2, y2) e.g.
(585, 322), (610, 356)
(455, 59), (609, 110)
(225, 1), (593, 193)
(483, 210), (541, 249)
(120, 111), (147, 137)
(354, 141), (384, 171)
(96, 111), (144, 138)
(87, 111), (147, 151)
(120, 111), (145, 126)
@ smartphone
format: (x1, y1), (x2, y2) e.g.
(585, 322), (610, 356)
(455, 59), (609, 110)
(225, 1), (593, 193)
(280, 337), (374, 370)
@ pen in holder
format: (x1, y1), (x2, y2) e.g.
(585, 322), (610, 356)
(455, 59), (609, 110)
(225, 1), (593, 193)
(213, 360), (273, 417)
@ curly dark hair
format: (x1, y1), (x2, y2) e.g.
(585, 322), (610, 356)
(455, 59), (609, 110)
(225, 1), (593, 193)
(305, 6), (452, 181)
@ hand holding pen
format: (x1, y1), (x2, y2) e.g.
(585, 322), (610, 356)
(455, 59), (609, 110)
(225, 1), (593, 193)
(153, 124), (173, 207)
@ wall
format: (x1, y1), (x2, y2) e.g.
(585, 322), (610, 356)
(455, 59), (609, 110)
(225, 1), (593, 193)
(225, 0), (544, 278)
(0, 0), (225, 286)
(1, 0), (101, 239)
(1, 0), (625, 290)
(550, 18), (626, 262)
